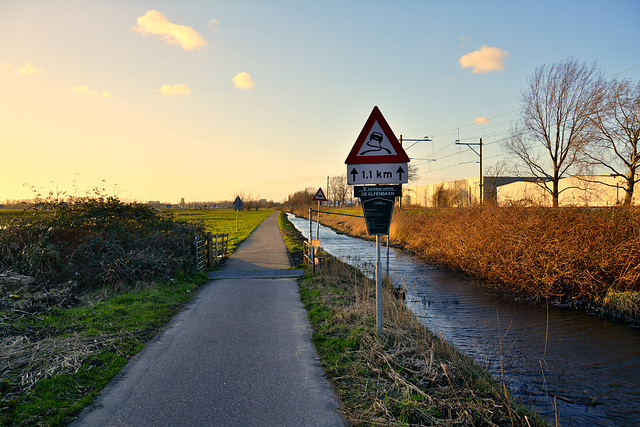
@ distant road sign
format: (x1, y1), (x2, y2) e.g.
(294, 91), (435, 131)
(233, 196), (243, 210)
(345, 106), (410, 165)
(312, 188), (327, 202)
(347, 163), (408, 185)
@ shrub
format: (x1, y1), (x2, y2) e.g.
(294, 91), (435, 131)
(0, 197), (203, 290)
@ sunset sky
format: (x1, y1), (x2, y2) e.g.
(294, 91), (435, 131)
(1, 0), (639, 204)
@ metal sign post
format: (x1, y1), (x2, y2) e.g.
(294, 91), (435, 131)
(312, 188), (328, 244)
(233, 196), (243, 233)
(345, 107), (410, 336)
(376, 235), (382, 334)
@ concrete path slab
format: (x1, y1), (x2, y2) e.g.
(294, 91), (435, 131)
(71, 212), (343, 426)
(208, 269), (305, 280)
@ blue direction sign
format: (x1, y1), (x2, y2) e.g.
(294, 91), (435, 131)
(233, 196), (243, 211)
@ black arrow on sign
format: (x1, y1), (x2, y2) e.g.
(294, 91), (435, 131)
(396, 166), (406, 181)
(350, 168), (359, 182)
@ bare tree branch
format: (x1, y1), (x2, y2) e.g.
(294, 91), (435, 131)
(505, 58), (601, 206)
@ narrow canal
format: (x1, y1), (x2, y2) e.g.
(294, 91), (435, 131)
(287, 213), (640, 426)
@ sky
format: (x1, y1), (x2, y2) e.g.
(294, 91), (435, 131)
(1, 0), (639, 204)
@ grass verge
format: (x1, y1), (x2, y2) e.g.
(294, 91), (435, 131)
(279, 211), (546, 426)
(0, 272), (207, 426)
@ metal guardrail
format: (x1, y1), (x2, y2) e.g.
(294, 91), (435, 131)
(194, 233), (229, 270)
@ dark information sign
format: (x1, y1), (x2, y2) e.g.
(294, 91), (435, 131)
(361, 197), (395, 235)
(355, 185), (400, 235)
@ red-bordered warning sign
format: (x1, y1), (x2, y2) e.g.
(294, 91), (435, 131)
(312, 188), (327, 201)
(345, 106), (410, 165)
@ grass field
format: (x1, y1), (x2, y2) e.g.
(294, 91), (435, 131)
(171, 208), (273, 255)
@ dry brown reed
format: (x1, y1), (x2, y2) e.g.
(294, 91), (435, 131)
(293, 205), (640, 312)
(392, 206), (640, 305)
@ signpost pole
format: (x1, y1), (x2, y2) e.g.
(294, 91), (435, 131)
(233, 196), (243, 233)
(309, 208), (312, 242)
(344, 107), (412, 337)
(376, 235), (382, 335)
(316, 201), (320, 241)
(386, 233), (390, 279)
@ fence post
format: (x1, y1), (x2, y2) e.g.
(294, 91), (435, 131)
(194, 235), (198, 270)
(207, 232), (213, 267)
(215, 234), (220, 264)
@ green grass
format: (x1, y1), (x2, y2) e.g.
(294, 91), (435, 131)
(278, 211), (305, 267)
(0, 273), (207, 426)
(171, 208), (272, 255)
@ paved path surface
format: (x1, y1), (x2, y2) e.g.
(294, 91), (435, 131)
(71, 212), (344, 426)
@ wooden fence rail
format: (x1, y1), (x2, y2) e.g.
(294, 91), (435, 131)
(194, 233), (229, 270)
(303, 239), (319, 274)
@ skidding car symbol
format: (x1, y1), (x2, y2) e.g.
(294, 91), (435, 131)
(360, 131), (392, 155)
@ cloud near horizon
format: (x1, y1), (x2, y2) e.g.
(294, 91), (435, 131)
(158, 84), (191, 95)
(473, 116), (490, 124)
(459, 45), (509, 74)
(72, 85), (112, 97)
(232, 72), (255, 90)
(18, 62), (42, 75)
(134, 10), (207, 51)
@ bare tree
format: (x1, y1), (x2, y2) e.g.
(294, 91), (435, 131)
(286, 187), (315, 208)
(483, 161), (509, 203)
(585, 78), (640, 206)
(506, 58), (601, 207)
(431, 184), (460, 208)
(407, 163), (420, 184)
(330, 175), (348, 207)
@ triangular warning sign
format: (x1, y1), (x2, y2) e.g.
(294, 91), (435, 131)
(312, 188), (327, 201)
(345, 106), (410, 164)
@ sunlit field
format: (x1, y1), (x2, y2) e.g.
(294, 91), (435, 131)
(171, 208), (273, 255)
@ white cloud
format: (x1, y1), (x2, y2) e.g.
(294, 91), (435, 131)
(73, 85), (97, 95)
(134, 10), (207, 51)
(72, 85), (112, 97)
(18, 62), (42, 75)
(232, 72), (255, 90)
(158, 84), (191, 95)
(459, 45), (509, 74)
(1, 62), (13, 71)
(209, 19), (219, 30)
(473, 116), (490, 125)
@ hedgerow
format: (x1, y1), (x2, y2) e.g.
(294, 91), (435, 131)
(0, 197), (203, 290)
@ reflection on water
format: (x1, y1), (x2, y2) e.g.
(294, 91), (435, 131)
(288, 213), (640, 426)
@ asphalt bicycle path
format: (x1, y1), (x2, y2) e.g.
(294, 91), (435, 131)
(71, 211), (344, 426)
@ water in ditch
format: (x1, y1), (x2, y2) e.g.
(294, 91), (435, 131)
(287, 213), (640, 426)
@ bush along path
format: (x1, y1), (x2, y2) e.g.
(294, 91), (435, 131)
(0, 198), (209, 426)
(278, 211), (546, 426)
